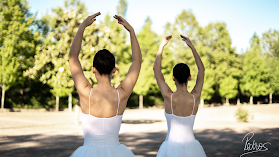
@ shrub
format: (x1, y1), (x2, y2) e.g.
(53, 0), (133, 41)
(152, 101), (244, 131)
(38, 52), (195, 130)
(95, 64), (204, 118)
(235, 106), (249, 122)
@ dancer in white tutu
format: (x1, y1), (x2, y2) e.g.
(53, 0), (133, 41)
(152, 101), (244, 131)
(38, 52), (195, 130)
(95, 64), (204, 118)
(153, 35), (207, 157)
(69, 12), (142, 157)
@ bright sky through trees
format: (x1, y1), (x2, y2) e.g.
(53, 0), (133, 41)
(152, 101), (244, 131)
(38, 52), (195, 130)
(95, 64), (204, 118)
(29, 0), (279, 54)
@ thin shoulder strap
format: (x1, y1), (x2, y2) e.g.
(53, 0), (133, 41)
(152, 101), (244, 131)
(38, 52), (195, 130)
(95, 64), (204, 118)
(89, 88), (93, 114)
(191, 94), (195, 115)
(171, 93), (173, 114)
(116, 89), (120, 116)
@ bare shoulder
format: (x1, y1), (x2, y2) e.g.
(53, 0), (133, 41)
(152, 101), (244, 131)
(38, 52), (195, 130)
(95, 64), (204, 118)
(163, 92), (172, 114)
(78, 84), (92, 98)
(191, 89), (201, 99)
(191, 92), (201, 114)
(115, 87), (130, 115)
(78, 86), (92, 112)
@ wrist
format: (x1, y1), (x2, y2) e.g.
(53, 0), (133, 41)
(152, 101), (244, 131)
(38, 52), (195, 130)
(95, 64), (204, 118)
(159, 44), (165, 50)
(79, 23), (86, 30)
(190, 45), (195, 50)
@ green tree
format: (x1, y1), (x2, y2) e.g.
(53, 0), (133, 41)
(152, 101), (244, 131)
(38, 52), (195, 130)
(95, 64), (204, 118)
(25, 0), (89, 111)
(203, 22), (241, 104)
(133, 17), (160, 107)
(117, 0), (127, 18)
(261, 29), (279, 103)
(0, 0), (39, 111)
(240, 33), (270, 104)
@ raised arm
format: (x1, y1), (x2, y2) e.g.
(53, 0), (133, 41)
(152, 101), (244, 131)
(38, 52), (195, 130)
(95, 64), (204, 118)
(69, 12), (101, 96)
(180, 35), (205, 96)
(113, 15), (142, 98)
(153, 36), (173, 98)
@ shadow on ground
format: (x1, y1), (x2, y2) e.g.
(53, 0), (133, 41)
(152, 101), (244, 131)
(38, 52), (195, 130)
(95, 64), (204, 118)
(122, 120), (164, 124)
(0, 128), (278, 157)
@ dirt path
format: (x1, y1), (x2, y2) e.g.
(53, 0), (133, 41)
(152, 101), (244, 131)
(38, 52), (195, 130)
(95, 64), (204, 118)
(0, 104), (278, 157)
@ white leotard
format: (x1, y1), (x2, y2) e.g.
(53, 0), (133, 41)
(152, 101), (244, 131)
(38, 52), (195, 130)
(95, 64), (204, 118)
(70, 88), (135, 157)
(156, 93), (207, 157)
(164, 93), (196, 143)
(82, 88), (123, 146)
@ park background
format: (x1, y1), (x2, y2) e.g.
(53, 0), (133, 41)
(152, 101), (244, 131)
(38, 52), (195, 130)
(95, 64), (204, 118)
(1, 0), (279, 110)
(1, 0), (279, 157)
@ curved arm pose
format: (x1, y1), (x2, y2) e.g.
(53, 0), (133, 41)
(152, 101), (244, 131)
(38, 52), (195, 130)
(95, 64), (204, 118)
(153, 35), (205, 102)
(154, 35), (206, 157)
(69, 13), (142, 115)
(69, 12), (141, 157)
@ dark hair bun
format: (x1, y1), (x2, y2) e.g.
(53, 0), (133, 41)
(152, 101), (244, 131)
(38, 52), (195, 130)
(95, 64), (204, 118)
(93, 49), (115, 75)
(173, 63), (190, 84)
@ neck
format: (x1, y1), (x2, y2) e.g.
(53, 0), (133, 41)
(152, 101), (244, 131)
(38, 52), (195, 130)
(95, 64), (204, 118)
(175, 82), (189, 93)
(96, 75), (112, 88)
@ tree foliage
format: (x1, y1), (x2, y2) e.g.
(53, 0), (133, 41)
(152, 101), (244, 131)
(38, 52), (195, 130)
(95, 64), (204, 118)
(261, 29), (279, 95)
(134, 17), (160, 95)
(1, 1), (279, 109)
(0, 0), (40, 109)
(240, 33), (270, 97)
(25, 0), (89, 97)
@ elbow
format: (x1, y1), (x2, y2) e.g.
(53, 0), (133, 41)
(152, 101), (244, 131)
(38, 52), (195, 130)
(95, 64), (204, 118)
(134, 55), (142, 65)
(139, 56), (142, 64)
(68, 54), (77, 62)
(68, 55), (74, 61)
(199, 66), (205, 72)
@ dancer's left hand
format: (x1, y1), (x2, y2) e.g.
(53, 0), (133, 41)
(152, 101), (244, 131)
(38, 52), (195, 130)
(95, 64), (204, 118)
(113, 15), (133, 32)
(81, 12), (101, 27)
(180, 35), (194, 49)
(160, 35), (172, 48)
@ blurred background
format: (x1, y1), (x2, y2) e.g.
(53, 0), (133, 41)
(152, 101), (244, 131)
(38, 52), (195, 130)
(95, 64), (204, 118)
(1, 0), (279, 111)
(1, 0), (279, 156)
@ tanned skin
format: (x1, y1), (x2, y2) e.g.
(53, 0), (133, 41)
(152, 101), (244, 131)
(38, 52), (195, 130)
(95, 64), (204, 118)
(69, 12), (142, 118)
(153, 35), (205, 116)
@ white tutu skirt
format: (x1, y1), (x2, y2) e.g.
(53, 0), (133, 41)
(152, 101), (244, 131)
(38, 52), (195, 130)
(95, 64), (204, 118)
(70, 144), (135, 157)
(157, 140), (207, 157)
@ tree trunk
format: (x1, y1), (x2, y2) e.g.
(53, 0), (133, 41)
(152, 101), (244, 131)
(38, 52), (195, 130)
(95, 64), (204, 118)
(269, 93), (272, 104)
(226, 97), (229, 106)
(200, 98), (204, 108)
(1, 84), (5, 112)
(250, 96), (253, 105)
(139, 95), (143, 109)
(56, 96), (59, 111)
(237, 98), (240, 106)
(68, 93), (72, 112)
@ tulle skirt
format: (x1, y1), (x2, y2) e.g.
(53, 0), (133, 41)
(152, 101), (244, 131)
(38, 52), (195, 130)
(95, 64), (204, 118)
(70, 144), (135, 157)
(157, 140), (207, 157)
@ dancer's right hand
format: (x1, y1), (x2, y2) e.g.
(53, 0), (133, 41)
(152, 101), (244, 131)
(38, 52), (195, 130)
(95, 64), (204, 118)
(113, 15), (133, 32)
(160, 35), (172, 48)
(180, 35), (194, 49)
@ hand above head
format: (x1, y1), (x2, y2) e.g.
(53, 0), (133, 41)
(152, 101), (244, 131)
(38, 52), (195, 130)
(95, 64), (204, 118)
(81, 12), (101, 28)
(180, 35), (194, 49)
(113, 15), (133, 32)
(160, 35), (172, 48)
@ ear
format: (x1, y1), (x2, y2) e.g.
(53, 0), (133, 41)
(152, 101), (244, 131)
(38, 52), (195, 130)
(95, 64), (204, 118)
(172, 76), (175, 81)
(92, 67), (97, 74)
(188, 75), (191, 81)
(112, 67), (116, 74)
